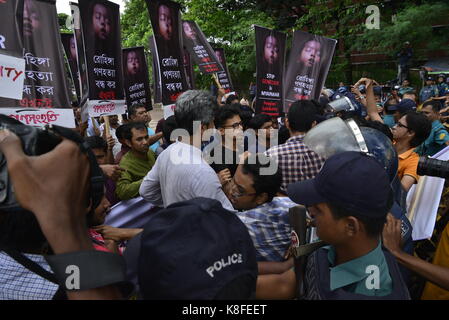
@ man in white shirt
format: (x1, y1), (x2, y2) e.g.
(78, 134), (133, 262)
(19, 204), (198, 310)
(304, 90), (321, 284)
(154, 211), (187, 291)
(139, 90), (234, 212)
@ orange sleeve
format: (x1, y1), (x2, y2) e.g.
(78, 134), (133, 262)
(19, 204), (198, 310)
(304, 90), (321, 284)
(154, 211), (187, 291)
(402, 154), (419, 182)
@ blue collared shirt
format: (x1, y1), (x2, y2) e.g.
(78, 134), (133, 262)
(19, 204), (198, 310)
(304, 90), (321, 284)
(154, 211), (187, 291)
(415, 120), (449, 156)
(382, 114), (396, 128)
(236, 197), (296, 261)
(325, 241), (393, 297)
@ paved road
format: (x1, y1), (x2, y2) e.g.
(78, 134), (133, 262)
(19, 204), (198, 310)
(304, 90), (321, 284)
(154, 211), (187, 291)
(149, 106), (164, 131)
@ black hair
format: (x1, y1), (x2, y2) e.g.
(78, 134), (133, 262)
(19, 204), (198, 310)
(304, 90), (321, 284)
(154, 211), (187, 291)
(404, 111), (432, 148)
(247, 114), (272, 131)
(127, 104), (147, 119)
(162, 115), (178, 145)
(241, 154), (281, 202)
(123, 122), (147, 141)
(327, 202), (388, 238)
(422, 100), (441, 113)
(116, 123), (130, 140)
(278, 124), (291, 145)
(0, 210), (50, 253)
(225, 94), (239, 105)
(84, 136), (108, 152)
(287, 100), (318, 132)
(239, 109), (254, 131)
(214, 104), (241, 129)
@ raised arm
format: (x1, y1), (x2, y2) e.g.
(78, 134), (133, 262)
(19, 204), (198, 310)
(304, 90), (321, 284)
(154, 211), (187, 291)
(383, 214), (449, 291)
(354, 78), (383, 123)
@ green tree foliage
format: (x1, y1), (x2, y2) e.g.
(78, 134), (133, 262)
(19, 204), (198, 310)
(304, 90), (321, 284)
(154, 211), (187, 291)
(181, 0), (276, 92)
(353, 2), (449, 59)
(120, 0), (448, 93)
(121, 0), (154, 49)
(58, 13), (72, 34)
(121, 0), (275, 94)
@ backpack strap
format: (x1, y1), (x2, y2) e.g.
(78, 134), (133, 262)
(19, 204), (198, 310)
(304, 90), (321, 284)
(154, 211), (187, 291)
(2, 249), (67, 300)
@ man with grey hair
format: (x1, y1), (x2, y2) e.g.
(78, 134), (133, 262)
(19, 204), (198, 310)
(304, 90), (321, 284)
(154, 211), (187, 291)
(139, 90), (235, 211)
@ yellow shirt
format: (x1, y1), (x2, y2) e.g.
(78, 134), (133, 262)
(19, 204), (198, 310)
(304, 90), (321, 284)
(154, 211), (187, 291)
(398, 148), (420, 182)
(421, 223), (449, 300)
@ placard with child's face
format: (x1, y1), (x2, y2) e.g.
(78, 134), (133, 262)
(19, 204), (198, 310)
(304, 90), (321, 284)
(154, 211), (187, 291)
(146, 0), (187, 106)
(213, 47), (234, 94)
(0, 0), (75, 127)
(78, 0), (123, 101)
(78, 0), (126, 117)
(181, 20), (223, 74)
(283, 31), (337, 113)
(255, 26), (286, 116)
(123, 47), (152, 111)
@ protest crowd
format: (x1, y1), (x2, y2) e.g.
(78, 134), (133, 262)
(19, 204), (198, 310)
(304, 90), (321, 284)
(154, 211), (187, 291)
(1, 0), (449, 301)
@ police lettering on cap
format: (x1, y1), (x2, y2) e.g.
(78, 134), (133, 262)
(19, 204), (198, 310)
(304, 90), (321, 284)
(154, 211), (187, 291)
(137, 198), (258, 300)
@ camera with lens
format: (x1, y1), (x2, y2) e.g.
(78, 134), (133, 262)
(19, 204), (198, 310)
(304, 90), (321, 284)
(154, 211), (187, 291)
(0, 115), (63, 212)
(417, 156), (449, 180)
(358, 84), (366, 94)
(0, 114), (104, 213)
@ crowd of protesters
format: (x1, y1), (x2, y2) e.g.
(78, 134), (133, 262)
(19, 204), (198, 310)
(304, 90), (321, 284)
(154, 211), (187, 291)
(1, 71), (449, 301)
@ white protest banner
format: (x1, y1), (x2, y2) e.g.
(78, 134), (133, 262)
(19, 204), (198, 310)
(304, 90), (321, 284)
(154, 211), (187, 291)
(0, 107), (76, 128)
(406, 145), (449, 240)
(87, 99), (127, 118)
(0, 53), (25, 100)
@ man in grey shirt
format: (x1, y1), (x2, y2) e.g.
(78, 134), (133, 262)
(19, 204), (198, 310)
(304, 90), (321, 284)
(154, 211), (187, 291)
(139, 90), (235, 212)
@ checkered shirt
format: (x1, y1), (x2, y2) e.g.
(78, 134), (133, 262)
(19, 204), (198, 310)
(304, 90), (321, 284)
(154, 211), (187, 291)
(237, 197), (297, 262)
(0, 251), (58, 300)
(265, 134), (325, 193)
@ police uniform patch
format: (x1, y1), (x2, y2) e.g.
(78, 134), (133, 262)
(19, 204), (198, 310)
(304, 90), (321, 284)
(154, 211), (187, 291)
(439, 133), (446, 140)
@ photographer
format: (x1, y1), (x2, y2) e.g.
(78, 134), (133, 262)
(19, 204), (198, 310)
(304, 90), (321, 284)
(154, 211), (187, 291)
(0, 128), (123, 300)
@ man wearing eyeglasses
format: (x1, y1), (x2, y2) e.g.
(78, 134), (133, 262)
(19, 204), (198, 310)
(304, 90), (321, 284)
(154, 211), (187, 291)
(207, 105), (245, 194)
(232, 154), (297, 262)
(392, 111), (431, 192)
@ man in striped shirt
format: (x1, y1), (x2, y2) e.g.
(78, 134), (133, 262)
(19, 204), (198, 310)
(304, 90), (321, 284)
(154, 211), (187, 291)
(265, 100), (325, 193)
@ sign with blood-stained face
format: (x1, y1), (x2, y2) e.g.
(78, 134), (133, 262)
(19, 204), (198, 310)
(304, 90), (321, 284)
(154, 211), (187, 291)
(0, 0), (23, 56)
(78, 0), (126, 118)
(213, 47), (233, 94)
(283, 30), (337, 113)
(0, 0), (25, 101)
(123, 46), (152, 111)
(182, 20), (223, 74)
(0, 0), (75, 128)
(255, 26), (286, 116)
(146, 0), (187, 110)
